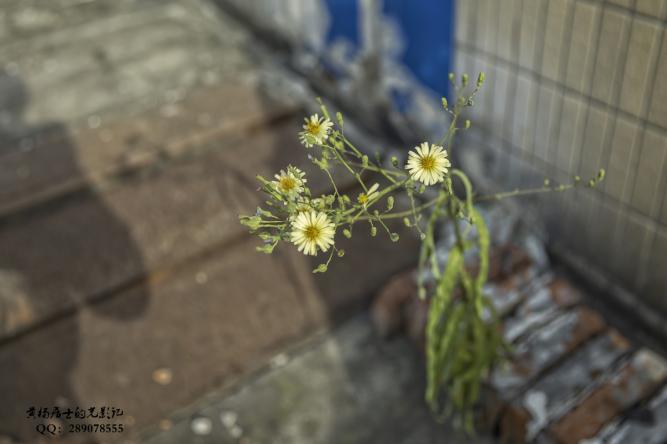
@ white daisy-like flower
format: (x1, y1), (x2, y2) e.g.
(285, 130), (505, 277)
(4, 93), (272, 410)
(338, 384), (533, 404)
(290, 210), (336, 256)
(405, 142), (451, 186)
(272, 166), (306, 198)
(299, 114), (333, 147)
(357, 183), (380, 208)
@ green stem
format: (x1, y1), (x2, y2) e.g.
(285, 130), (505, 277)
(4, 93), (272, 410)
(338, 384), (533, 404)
(340, 178), (409, 218)
(355, 197), (440, 221)
(475, 183), (575, 202)
(342, 137), (364, 158)
(348, 160), (403, 184)
(331, 147), (368, 192)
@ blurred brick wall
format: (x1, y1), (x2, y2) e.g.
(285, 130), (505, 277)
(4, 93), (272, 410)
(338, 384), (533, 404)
(454, 0), (667, 314)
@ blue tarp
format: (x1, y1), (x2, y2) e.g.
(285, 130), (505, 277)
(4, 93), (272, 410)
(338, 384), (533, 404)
(324, 0), (455, 103)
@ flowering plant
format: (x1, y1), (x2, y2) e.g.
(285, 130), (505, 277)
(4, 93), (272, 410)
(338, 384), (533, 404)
(240, 72), (604, 430)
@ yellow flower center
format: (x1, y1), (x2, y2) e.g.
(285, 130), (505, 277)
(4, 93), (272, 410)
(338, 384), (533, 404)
(358, 194), (369, 204)
(419, 154), (436, 172)
(279, 176), (297, 192)
(304, 224), (321, 241)
(306, 121), (321, 135)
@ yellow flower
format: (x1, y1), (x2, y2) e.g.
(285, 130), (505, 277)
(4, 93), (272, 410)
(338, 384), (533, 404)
(299, 114), (333, 147)
(357, 183), (380, 208)
(290, 211), (335, 256)
(405, 142), (451, 186)
(272, 167), (306, 198)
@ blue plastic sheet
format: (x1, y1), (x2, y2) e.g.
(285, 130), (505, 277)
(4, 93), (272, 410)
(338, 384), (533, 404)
(324, 0), (454, 104)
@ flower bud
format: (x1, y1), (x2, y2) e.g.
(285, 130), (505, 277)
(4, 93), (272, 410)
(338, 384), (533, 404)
(256, 175), (270, 185)
(337, 249), (345, 257)
(370, 226), (377, 237)
(477, 72), (485, 87)
(461, 73), (469, 87)
(403, 217), (411, 227)
(362, 155), (369, 167)
(465, 119), (471, 129)
(391, 156), (399, 167)
(336, 111), (344, 127)
(313, 263), (328, 273)
(256, 244), (275, 254)
(343, 228), (352, 238)
(386, 196), (394, 211)
(390, 233), (399, 242)
(240, 215), (262, 231)
(442, 97), (448, 109)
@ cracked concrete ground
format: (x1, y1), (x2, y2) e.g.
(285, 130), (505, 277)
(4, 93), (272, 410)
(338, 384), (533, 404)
(142, 315), (492, 444)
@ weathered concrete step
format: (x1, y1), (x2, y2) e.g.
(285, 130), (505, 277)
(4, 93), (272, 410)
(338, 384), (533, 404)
(18, 21), (206, 92)
(0, 82), (296, 217)
(2, 0), (255, 124)
(0, 0), (165, 45)
(0, 1), (199, 56)
(141, 315), (492, 444)
(0, 213), (419, 444)
(0, 112), (354, 342)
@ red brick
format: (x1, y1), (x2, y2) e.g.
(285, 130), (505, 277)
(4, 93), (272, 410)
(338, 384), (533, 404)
(548, 349), (667, 443)
(496, 330), (632, 442)
(492, 307), (606, 396)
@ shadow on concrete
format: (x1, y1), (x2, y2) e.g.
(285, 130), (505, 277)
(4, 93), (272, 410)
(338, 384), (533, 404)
(0, 70), (151, 443)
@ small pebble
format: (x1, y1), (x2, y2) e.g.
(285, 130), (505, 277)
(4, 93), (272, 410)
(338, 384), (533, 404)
(195, 272), (208, 285)
(191, 416), (212, 436)
(270, 353), (289, 368)
(152, 368), (173, 385)
(220, 411), (237, 428)
(230, 425), (243, 438)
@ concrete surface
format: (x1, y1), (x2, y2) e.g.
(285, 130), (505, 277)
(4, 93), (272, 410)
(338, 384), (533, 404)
(0, 1), (419, 443)
(141, 315), (492, 444)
